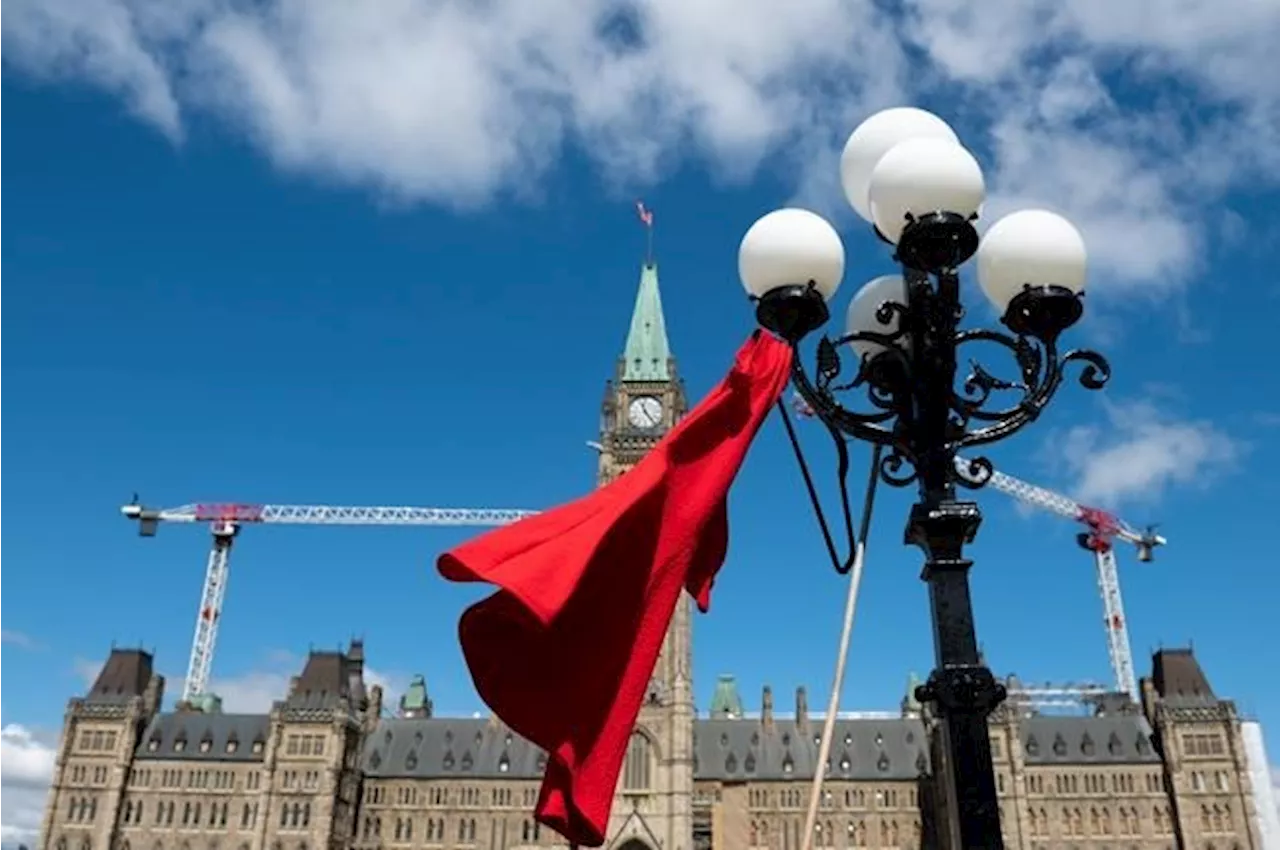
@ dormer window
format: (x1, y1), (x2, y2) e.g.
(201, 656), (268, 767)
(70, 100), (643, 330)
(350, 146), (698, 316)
(782, 754), (794, 774)
(498, 754), (510, 773)
(252, 741), (264, 755)
(226, 740), (239, 754)
(147, 738), (160, 752)
(174, 739), (187, 752)
(200, 739), (213, 753)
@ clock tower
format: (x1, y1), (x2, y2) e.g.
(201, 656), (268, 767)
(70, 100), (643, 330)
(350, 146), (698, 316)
(598, 261), (695, 850)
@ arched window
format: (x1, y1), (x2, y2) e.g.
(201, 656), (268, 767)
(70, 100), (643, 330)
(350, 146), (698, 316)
(623, 732), (652, 791)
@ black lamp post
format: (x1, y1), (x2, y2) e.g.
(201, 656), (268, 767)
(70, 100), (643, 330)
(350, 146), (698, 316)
(737, 108), (1110, 850)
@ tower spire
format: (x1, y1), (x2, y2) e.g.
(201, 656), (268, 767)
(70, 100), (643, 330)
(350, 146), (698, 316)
(621, 256), (672, 382)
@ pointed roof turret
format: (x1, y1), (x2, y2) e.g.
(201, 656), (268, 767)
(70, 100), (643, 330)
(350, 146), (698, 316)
(901, 672), (922, 717)
(399, 674), (434, 718)
(710, 674), (745, 719)
(621, 263), (671, 382)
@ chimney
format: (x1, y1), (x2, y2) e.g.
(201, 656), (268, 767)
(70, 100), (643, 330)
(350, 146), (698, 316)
(795, 686), (809, 732)
(144, 673), (166, 717)
(348, 638), (365, 672)
(366, 685), (384, 732)
(762, 686), (774, 730)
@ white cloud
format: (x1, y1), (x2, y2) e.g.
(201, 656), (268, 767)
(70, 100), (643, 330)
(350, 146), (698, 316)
(1050, 398), (1242, 508)
(2, 0), (1278, 291)
(0, 631), (40, 650)
(1, 724), (57, 845)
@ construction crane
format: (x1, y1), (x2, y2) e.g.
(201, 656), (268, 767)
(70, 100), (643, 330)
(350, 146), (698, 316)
(953, 457), (1166, 703)
(121, 501), (538, 704)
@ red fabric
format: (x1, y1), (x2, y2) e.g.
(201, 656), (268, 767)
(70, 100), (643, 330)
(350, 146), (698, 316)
(437, 331), (792, 847)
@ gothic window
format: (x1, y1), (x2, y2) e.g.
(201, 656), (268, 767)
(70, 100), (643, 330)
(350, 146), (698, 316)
(623, 732), (652, 791)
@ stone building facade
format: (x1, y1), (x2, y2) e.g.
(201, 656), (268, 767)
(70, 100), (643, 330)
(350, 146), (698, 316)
(38, 262), (1266, 850)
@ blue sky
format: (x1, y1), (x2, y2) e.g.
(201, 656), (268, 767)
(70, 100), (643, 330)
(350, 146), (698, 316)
(4, 0), (1280, 841)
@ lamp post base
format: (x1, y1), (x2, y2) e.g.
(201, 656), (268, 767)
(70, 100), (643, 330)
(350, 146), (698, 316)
(906, 500), (1007, 850)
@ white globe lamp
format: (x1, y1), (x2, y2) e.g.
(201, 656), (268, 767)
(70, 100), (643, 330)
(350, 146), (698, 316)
(845, 275), (908, 361)
(976, 209), (1087, 338)
(867, 138), (986, 271)
(840, 108), (960, 224)
(738, 208), (846, 341)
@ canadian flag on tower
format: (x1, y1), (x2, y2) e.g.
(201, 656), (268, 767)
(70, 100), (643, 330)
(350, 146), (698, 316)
(635, 199), (654, 227)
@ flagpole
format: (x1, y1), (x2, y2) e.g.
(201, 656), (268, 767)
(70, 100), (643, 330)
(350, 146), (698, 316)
(636, 200), (655, 267)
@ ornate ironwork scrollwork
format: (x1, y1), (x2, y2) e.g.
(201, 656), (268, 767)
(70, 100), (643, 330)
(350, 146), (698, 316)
(788, 278), (1110, 490)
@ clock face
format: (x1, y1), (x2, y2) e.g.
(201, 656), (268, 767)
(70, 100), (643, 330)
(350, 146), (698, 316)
(628, 396), (663, 429)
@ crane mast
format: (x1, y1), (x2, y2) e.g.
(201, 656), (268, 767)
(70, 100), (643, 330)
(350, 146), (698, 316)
(122, 501), (538, 704)
(955, 457), (1166, 703)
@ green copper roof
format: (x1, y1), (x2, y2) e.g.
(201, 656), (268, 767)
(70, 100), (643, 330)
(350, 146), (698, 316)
(399, 674), (433, 718)
(710, 674), (745, 719)
(903, 672), (922, 711)
(621, 263), (671, 381)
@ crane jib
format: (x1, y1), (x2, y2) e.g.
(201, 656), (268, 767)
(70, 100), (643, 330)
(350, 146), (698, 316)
(193, 504), (267, 523)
